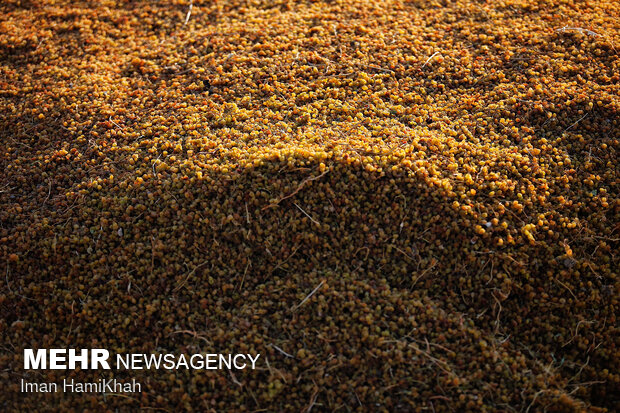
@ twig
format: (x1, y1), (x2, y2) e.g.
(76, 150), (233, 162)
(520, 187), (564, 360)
(555, 26), (599, 37)
(406, 341), (453, 375)
(525, 390), (546, 413)
(40, 179), (52, 208)
(304, 382), (320, 413)
(294, 202), (320, 226)
(491, 290), (503, 332)
(563, 113), (588, 134)
(292, 281), (325, 311)
(262, 169), (329, 210)
(108, 116), (124, 130)
(562, 320), (595, 347)
(264, 357), (288, 382)
(353, 246), (370, 272)
(229, 369), (243, 387)
(393, 245), (415, 261)
(105, 393), (141, 403)
(65, 301), (75, 344)
(554, 278), (577, 301)
(269, 343), (295, 359)
(422, 51), (441, 68)
(174, 260), (210, 291)
(363, 64), (394, 74)
(169, 329), (211, 344)
(273, 245), (300, 272)
(6, 262), (12, 293)
(237, 261), (250, 291)
(150, 237), (155, 278)
(410, 259), (437, 289)
(567, 356), (589, 384)
(183, 1), (193, 26)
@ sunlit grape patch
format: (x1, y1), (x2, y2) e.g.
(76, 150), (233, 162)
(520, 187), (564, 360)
(0, 0), (618, 411)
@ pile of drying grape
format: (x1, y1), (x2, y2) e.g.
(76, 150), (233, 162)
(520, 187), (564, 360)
(1, 0), (618, 411)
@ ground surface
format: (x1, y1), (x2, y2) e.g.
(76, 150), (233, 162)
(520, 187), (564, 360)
(0, 0), (618, 411)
